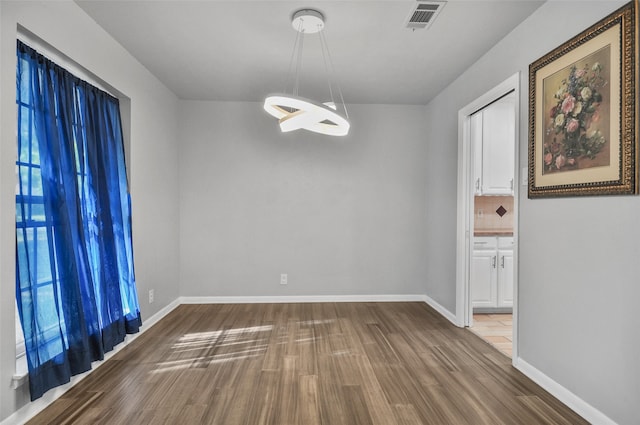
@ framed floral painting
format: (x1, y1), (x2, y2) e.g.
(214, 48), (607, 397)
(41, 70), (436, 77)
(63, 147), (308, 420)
(528, 1), (638, 198)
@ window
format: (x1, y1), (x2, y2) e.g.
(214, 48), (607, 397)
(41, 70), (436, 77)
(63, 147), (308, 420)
(16, 59), (68, 362)
(15, 40), (141, 401)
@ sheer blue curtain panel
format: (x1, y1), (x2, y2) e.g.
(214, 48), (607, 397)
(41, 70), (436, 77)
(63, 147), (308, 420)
(16, 40), (141, 401)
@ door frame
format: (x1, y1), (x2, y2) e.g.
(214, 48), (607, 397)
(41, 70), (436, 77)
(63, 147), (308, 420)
(455, 72), (520, 363)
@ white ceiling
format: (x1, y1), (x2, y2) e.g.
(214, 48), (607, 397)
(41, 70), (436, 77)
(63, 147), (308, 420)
(76, 0), (544, 105)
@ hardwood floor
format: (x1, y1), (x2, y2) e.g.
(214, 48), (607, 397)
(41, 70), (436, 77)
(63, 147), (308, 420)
(27, 303), (587, 425)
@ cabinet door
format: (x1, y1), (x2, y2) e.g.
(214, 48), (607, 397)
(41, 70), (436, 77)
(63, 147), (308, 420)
(481, 93), (515, 195)
(471, 112), (483, 195)
(497, 250), (514, 307)
(471, 250), (497, 308)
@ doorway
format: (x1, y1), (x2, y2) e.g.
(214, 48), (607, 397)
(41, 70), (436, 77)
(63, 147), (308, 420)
(455, 73), (520, 362)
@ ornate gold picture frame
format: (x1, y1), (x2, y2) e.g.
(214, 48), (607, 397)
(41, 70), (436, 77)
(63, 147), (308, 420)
(528, 1), (638, 198)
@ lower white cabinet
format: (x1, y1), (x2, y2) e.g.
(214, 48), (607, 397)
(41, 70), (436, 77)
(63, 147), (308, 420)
(472, 237), (513, 309)
(497, 249), (513, 307)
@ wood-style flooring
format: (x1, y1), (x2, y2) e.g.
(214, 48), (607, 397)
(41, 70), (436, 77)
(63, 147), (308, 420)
(27, 303), (588, 425)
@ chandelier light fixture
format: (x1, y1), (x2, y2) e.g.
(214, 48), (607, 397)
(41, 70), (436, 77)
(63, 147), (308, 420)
(263, 9), (350, 137)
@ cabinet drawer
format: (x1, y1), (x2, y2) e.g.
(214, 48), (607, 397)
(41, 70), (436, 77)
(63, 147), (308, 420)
(498, 237), (514, 249)
(473, 236), (497, 250)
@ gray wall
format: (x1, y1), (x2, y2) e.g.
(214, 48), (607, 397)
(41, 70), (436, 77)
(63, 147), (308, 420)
(0, 1), (180, 421)
(178, 101), (429, 297)
(423, 2), (638, 424)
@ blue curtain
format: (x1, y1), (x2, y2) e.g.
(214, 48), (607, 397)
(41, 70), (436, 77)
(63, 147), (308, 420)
(16, 41), (141, 401)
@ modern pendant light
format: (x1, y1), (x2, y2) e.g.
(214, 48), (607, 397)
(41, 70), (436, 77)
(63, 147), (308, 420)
(263, 9), (350, 136)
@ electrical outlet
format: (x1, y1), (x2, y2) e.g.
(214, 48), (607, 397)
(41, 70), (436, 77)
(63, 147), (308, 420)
(149, 289), (154, 304)
(280, 274), (288, 285)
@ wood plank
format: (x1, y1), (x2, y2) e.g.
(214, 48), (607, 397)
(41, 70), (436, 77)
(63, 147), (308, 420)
(393, 404), (423, 425)
(298, 375), (321, 425)
(342, 385), (374, 425)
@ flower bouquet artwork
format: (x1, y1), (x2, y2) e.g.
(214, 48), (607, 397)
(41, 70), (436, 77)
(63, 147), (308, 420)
(543, 49), (610, 175)
(528, 0), (637, 198)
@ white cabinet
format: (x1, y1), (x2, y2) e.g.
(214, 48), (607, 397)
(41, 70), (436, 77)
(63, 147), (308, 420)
(472, 92), (515, 195)
(471, 236), (513, 309)
(471, 249), (497, 308)
(471, 112), (484, 195)
(497, 248), (513, 307)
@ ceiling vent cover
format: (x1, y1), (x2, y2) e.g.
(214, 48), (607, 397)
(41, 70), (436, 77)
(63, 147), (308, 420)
(405, 1), (446, 30)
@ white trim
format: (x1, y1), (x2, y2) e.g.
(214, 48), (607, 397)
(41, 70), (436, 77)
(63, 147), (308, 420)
(179, 294), (426, 304)
(421, 294), (460, 327)
(181, 294), (460, 327)
(142, 298), (181, 328)
(455, 106), (472, 327)
(514, 358), (618, 425)
(10, 356), (27, 390)
(2, 300), (180, 425)
(511, 76), (521, 363)
(456, 73), (520, 362)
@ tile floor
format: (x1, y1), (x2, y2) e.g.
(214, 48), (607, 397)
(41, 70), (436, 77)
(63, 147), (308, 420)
(469, 313), (513, 357)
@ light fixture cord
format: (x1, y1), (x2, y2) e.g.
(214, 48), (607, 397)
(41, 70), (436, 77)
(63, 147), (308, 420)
(284, 22), (303, 95)
(319, 28), (348, 119)
(318, 23), (336, 107)
(295, 26), (305, 97)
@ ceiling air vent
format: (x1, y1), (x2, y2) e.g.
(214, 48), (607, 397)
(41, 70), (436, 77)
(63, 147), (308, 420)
(405, 1), (446, 30)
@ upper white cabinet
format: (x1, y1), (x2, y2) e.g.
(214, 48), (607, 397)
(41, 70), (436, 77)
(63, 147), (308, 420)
(472, 92), (515, 195)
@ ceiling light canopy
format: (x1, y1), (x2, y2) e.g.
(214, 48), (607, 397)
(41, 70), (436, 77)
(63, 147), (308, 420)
(263, 9), (350, 137)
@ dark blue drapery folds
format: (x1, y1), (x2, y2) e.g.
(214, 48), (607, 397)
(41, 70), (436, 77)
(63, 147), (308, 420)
(16, 41), (141, 401)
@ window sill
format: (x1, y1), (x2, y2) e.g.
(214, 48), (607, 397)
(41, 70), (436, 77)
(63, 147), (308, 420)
(12, 354), (28, 389)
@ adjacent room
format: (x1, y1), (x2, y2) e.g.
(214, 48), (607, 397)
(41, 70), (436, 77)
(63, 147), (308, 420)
(1, 1), (638, 424)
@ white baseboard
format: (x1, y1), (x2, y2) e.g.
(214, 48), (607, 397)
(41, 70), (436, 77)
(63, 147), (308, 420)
(180, 294), (462, 328)
(143, 298), (181, 328)
(421, 294), (460, 327)
(179, 294), (426, 304)
(1, 299), (180, 425)
(514, 358), (618, 425)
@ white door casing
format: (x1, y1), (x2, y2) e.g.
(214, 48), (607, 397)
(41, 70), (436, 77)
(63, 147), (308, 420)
(456, 72), (520, 363)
